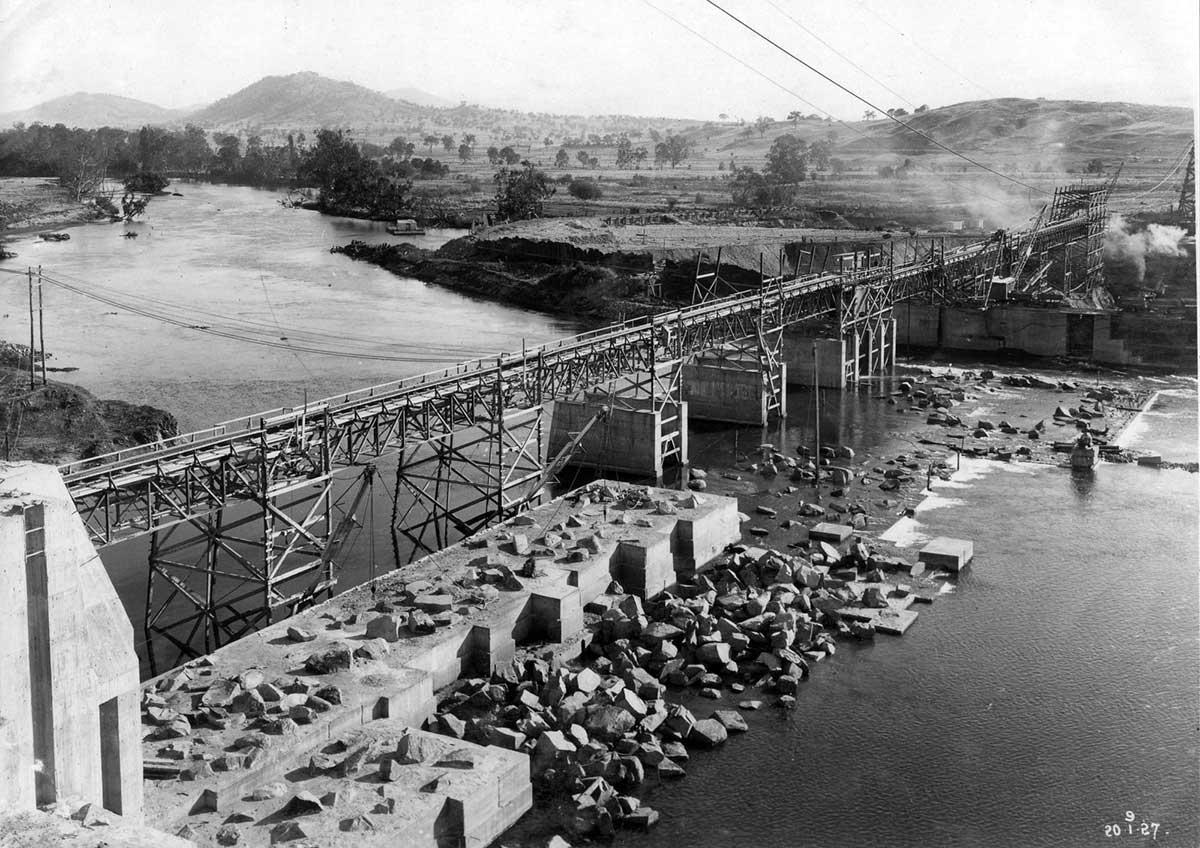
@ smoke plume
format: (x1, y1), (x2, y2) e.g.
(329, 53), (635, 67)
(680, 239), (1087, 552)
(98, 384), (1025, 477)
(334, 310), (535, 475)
(1103, 213), (1188, 283)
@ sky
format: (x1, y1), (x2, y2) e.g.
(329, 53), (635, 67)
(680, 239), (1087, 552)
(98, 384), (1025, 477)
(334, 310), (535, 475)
(0, 0), (1196, 120)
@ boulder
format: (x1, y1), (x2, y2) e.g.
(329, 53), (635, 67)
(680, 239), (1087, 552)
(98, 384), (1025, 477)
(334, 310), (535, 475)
(304, 646), (352, 674)
(286, 626), (316, 643)
(711, 710), (748, 732)
(657, 758), (686, 779)
(687, 718), (728, 748)
(365, 614), (403, 642)
(584, 705), (636, 743)
(281, 791), (324, 816)
(269, 821), (309, 844)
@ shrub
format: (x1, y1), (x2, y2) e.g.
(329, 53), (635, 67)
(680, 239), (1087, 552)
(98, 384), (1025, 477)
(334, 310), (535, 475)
(567, 179), (603, 201)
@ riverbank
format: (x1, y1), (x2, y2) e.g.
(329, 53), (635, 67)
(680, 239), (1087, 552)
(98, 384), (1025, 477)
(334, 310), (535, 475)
(0, 342), (179, 463)
(0, 177), (115, 240)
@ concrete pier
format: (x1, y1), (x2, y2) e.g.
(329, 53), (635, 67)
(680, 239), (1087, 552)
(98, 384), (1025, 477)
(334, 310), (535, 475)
(784, 333), (847, 388)
(548, 391), (687, 482)
(0, 463), (143, 822)
(894, 302), (1137, 365)
(683, 346), (786, 425)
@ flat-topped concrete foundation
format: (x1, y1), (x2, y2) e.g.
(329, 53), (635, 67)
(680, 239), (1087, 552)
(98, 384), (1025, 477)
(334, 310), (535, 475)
(135, 481), (740, 846)
(919, 537), (975, 572)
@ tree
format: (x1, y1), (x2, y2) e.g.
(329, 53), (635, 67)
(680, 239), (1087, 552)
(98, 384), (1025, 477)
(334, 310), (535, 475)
(494, 160), (555, 220)
(762, 134), (807, 203)
(462, 133), (476, 150)
(787, 110), (803, 128)
(654, 135), (691, 169)
(718, 113), (729, 121)
(754, 116), (773, 137)
(808, 138), (833, 172)
(555, 147), (570, 168)
(178, 124), (211, 176)
(892, 107), (909, 117)
(576, 150), (590, 168)
(423, 134), (439, 153)
(214, 133), (241, 174)
(487, 146), (500, 165)
(862, 110), (877, 121)
(389, 136), (414, 158)
(441, 134), (455, 152)
(615, 136), (633, 168)
(730, 166), (771, 207)
(915, 104), (929, 114)
(498, 145), (521, 165)
(632, 147), (648, 169)
(458, 142), (472, 162)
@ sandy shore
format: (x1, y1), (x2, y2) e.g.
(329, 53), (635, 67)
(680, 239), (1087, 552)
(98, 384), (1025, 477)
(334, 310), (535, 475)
(0, 177), (109, 240)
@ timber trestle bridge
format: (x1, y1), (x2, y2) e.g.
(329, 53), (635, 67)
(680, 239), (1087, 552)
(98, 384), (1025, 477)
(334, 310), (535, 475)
(54, 182), (1109, 669)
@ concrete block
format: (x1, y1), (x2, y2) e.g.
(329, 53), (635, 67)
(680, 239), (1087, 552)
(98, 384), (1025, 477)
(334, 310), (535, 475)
(530, 584), (584, 642)
(920, 537), (974, 572)
(809, 523), (854, 546)
(613, 533), (674, 598)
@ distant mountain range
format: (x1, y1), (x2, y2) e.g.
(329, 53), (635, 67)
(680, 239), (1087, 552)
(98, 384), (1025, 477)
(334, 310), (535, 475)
(1, 72), (1191, 166)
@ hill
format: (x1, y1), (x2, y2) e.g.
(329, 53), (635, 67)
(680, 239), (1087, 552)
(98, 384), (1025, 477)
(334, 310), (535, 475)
(852, 98), (1194, 159)
(0, 92), (182, 129)
(181, 71), (706, 145)
(666, 97), (1193, 177)
(187, 71), (423, 129)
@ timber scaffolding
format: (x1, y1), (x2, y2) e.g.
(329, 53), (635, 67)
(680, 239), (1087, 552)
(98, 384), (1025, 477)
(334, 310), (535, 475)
(54, 186), (1106, 671)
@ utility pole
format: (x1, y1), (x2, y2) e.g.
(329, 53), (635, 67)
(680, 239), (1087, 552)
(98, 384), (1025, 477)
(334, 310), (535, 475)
(37, 267), (46, 386)
(812, 341), (821, 502)
(27, 268), (35, 390)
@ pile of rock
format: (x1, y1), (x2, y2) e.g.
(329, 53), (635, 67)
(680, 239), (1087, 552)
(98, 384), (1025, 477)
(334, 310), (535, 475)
(425, 534), (925, 842)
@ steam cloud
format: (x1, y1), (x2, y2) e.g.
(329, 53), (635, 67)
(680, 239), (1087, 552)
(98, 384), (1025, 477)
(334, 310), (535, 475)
(1103, 213), (1188, 283)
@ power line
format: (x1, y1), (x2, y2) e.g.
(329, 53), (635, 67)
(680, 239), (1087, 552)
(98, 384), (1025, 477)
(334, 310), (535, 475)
(21, 265), (498, 358)
(703, 0), (1049, 196)
(640, 0), (1032, 209)
(765, 0), (919, 112)
(850, 0), (1001, 101)
(34, 271), (496, 364)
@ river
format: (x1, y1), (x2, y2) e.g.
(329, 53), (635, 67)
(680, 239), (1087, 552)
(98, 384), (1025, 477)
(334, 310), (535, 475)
(0, 182), (580, 431)
(620, 382), (1199, 847)
(2, 183), (1196, 845)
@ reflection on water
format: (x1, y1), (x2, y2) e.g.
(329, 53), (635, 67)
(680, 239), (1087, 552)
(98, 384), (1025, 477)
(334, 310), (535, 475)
(1068, 467), (1097, 499)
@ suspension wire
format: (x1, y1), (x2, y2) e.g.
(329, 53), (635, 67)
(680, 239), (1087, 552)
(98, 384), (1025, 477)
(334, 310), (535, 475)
(31, 271), (495, 363)
(849, 0), (1002, 100)
(7, 264), (509, 357)
(765, 0), (919, 112)
(639, 0), (1032, 210)
(1128, 144), (1194, 201)
(701, 0), (1050, 196)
